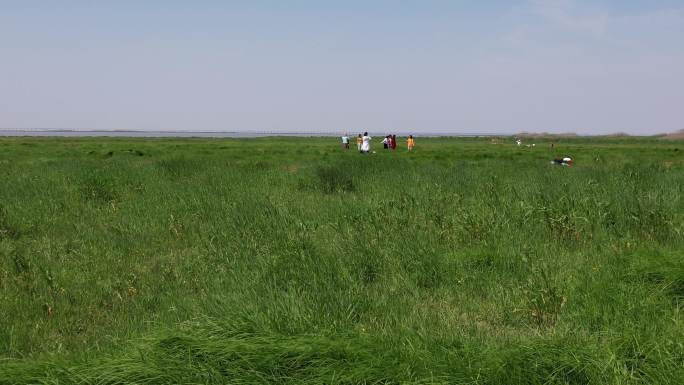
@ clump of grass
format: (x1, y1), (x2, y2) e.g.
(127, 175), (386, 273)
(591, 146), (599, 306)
(125, 149), (145, 156)
(0, 205), (20, 240)
(519, 263), (567, 329)
(80, 170), (119, 203)
(309, 164), (356, 194)
(157, 157), (204, 178)
(11, 251), (31, 275)
(630, 251), (684, 303)
(667, 276), (684, 300)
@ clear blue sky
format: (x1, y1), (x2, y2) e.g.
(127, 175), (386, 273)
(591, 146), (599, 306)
(1, 0), (682, 134)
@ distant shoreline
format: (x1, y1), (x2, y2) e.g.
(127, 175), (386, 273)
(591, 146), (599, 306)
(0, 129), (509, 138)
(0, 129), (674, 138)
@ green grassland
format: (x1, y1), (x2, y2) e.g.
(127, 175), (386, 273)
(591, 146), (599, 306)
(0, 135), (683, 384)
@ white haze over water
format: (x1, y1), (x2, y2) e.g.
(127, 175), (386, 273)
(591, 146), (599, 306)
(1, 1), (683, 135)
(0, 128), (504, 138)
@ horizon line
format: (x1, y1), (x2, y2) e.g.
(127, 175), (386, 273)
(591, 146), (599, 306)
(0, 127), (674, 138)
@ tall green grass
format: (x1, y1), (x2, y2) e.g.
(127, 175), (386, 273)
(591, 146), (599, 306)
(0, 136), (682, 383)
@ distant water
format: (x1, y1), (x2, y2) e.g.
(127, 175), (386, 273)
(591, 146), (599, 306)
(0, 129), (505, 138)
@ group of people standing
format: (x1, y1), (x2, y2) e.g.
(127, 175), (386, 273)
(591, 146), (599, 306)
(381, 135), (398, 150)
(341, 133), (415, 153)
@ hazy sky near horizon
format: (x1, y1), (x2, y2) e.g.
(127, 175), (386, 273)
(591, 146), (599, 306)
(1, 0), (683, 134)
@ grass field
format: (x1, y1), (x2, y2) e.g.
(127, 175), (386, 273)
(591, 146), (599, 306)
(0, 135), (683, 384)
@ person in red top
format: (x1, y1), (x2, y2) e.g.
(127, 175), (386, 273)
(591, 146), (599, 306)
(391, 134), (397, 150)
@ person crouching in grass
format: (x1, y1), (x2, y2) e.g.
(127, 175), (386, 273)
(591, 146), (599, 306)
(407, 135), (415, 151)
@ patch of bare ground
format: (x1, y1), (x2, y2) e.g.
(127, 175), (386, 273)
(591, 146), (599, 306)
(282, 164), (299, 173)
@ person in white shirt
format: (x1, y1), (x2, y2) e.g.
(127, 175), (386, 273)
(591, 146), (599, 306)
(341, 134), (350, 150)
(361, 132), (372, 153)
(382, 136), (389, 149)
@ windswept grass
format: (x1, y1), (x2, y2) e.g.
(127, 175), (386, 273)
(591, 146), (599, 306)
(0, 136), (682, 383)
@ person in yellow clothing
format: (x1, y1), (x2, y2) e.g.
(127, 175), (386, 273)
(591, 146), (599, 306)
(356, 134), (363, 152)
(407, 135), (415, 151)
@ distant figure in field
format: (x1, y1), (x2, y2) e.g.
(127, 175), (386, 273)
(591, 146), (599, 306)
(516, 139), (522, 146)
(341, 133), (350, 150)
(391, 134), (397, 150)
(361, 132), (372, 153)
(407, 135), (415, 151)
(382, 135), (390, 149)
(356, 134), (363, 152)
